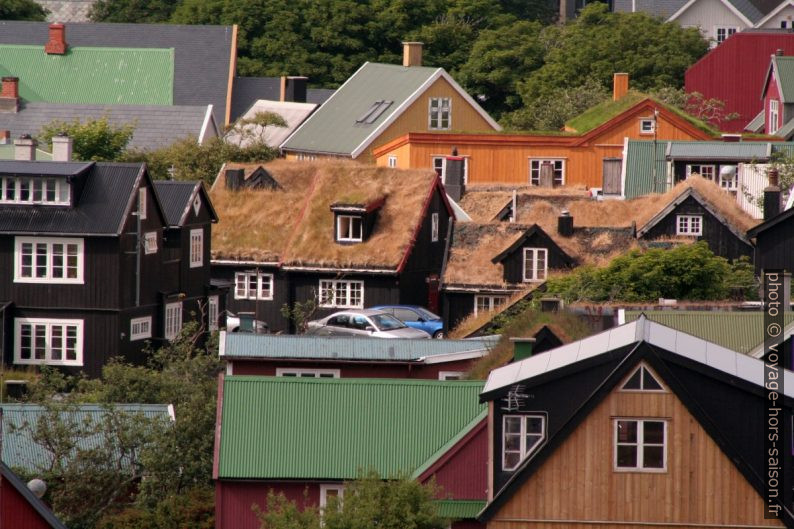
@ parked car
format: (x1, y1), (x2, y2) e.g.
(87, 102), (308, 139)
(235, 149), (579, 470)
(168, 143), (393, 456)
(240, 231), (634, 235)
(306, 309), (431, 339)
(225, 312), (269, 334)
(370, 305), (444, 338)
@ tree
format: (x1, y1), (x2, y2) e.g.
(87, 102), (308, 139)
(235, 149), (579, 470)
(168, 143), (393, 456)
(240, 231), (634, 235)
(38, 116), (134, 162)
(89, 0), (180, 23)
(231, 111), (288, 147)
(501, 76), (608, 130)
(0, 0), (48, 21)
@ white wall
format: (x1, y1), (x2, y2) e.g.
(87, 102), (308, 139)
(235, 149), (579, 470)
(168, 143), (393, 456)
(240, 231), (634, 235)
(757, 5), (794, 29)
(675, 0), (747, 45)
(737, 163), (769, 219)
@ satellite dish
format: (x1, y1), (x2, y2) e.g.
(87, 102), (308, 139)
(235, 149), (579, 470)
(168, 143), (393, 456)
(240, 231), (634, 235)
(27, 478), (47, 498)
(720, 165), (737, 176)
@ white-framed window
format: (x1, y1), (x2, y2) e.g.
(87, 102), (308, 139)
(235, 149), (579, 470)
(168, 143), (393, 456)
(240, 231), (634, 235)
(474, 295), (507, 316)
(14, 237), (84, 284)
(208, 295), (219, 332)
(276, 368), (340, 378)
(432, 155), (469, 185)
(189, 229), (203, 268)
(14, 318), (83, 366)
(234, 272), (274, 300)
(337, 215), (363, 242)
(620, 363), (665, 392)
(502, 414), (546, 471)
(431, 212), (439, 242)
(715, 26), (737, 45)
(138, 188), (147, 220)
(719, 166), (738, 191)
(144, 232), (157, 254)
(676, 215), (703, 236)
(0, 177), (70, 205)
(320, 484), (345, 510)
(428, 97), (451, 130)
(523, 248), (548, 282)
(388, 155), (397, 168)
(164, 302), (183, 341)
(685, 164), (716, 181)
(130, 316), (152, 341)
(319, 279), (364, 308)
(297, 153), (317, 161)
(639, 119), (655, 134)
(770, 99), (780, 134)
(529, 159), (564, 186)
(615, 419), (667, 472)
(439, 371), (464, 381)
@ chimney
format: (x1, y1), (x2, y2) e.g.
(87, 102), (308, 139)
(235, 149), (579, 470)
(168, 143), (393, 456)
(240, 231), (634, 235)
(613, 73), (629, 101)
(52, 133), (72, 162)
(510, 337), (535, 362)
(764, 168), (782, 221)
(225, 168), (244, 190)
(0, 77), (19, 113)
(14, 134), (36, 161)
(0, 130), (9, 144)
(558, 210), (573, 237)
(280, 76), (308, 103)
(444, 148), (466, 202)
(402, 42), (423, 67)
(45, 23), (68, 55)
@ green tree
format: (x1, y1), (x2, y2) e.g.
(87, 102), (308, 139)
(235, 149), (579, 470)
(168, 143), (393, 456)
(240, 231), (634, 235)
(39, 117), (134, 162)
(89, 0), (180, 23)
(0, 0), (48, 20)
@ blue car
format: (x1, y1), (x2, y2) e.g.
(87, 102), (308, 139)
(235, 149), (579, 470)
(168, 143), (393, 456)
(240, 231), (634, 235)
(369, 305), (444, 339)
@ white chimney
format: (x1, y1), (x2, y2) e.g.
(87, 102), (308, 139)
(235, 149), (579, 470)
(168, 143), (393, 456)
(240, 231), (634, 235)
(14, 134), (36, 161)
(52, 133), (73, 161)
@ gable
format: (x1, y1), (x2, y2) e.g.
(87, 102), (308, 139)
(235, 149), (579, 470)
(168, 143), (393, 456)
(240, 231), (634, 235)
(670, 0), (751, 26)
(492, 227), (575, 284)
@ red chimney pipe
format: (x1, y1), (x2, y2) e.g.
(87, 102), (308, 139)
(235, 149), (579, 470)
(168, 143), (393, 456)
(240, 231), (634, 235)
(1, 77), (18, 99)
(45, 23), (67, 55)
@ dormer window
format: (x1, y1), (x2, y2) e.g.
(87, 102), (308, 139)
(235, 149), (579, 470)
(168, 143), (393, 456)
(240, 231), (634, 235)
(337, 215), (363, 242)
(0, 176), (70, 205)
(330, 199), (384, 244)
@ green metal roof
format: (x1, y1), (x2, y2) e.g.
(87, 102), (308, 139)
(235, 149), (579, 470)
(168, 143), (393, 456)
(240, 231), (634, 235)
(624, 311), (794, 354)
(0, 143), (51, 160)
(217, 376), (486, 479)
(624, 140), (669, 199)
(745, 110), (764, 133)
(436, 500), (486, 519)
(221, 333), (499, 361)
(281, 62), (440, 156)
(667, 141), (769, 160)
(774, 56), (794, 103)
(0, 45), (173, 105)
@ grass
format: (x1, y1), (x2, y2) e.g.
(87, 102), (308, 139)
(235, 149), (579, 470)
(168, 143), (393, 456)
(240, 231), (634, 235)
(0, 367), (39, 401)
(564, 91), (646, 133)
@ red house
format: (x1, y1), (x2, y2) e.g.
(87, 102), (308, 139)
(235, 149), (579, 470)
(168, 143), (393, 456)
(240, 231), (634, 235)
(1, 463), (67, 529)
(685, 31), (794, 132)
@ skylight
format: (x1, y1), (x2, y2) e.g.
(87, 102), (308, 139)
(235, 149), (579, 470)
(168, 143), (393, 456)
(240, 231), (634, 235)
(356, 100), (393, 124)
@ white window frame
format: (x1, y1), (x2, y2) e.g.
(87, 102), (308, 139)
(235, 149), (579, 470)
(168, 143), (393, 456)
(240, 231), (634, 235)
(614, 418), (667, 472)
(319, 484), (345, 510)
(676, 215), (703, 236)
(388, 155), (397, 168)
(208, 295), (219, 332)
(130, 316), (152, 341)
(715, 26), (737, 45)
(619, 362), (667, 393)
(439, 371), (464, 381)
(336, 215), (363, 242)
(474, 295), (507, 316)
(770, 99), (780, 134)
(234, 272), (274, 300)
(685, 164), (716, 181)
(0, 176), (70, 205)
(14, 237), (84, 284)
(297, 153), (317, 161)
(164, 302), (183, 341)
(529, 159), (565, 186)
(502, 414), (546, 471)
(431, 212), (439, 242)
(639, 119), (655, 134)
(719, 167), (737, 191)
(276, 368), (341, 378)
(523, 248), (548, 282)
(189, 228), (203, 268)
(14, 317), (83, 366)
(428, 97), (451, 130)
(138, 188), (147, 220)
(319, 279), (364, 309)
(144, 232), (158, 254)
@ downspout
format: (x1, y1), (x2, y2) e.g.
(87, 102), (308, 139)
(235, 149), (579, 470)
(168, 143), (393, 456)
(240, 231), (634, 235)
(136, 199), (142, 307)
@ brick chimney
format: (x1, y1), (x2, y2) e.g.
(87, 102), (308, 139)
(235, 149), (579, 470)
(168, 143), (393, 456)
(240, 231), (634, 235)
(14, 134), (36, 161)
(402, 42), (423, 67)
(45, 23), (68, 55)
(280, 76), (308, 103)
(52, 133), (73, 162)
(0, 77), (19, 113)
(613, 72), (629, 101)
(764, 167), (782, 221)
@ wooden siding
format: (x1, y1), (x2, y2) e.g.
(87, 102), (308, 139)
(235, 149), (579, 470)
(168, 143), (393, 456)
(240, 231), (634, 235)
(443, 291), (478, 332)
(421, 421), (488, 500)
(228, 358), (478, 379)
(487, 384), (785, 528)
(754, 219), (794, 275)
(216, 481), (322, 529)
(2, 474), (58, 529)
(212, 265), (289, 333)
(500, 231), (573, 284)
(764, 72), (781, 135)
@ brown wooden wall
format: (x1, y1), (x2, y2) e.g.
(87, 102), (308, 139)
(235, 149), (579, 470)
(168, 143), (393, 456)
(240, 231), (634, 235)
(486, 383), (785, 528)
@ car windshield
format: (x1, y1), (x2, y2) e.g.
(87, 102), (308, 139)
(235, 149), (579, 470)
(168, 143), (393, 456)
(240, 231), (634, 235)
(415, 307), (440, 320)
(369, 313), (407, 331)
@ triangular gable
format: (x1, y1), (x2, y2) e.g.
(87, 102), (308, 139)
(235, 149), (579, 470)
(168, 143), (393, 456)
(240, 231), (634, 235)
(118, 163), (169, 235)
(490, 224), (574, 266)
(755, 0), (794, 27)
(669, 0), (754, 26)
(181, 182), (219, 225)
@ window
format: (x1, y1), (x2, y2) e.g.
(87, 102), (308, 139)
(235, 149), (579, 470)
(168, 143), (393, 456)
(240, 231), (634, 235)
(685, 164), (716, 181)
(782, 21), (788, 29)
(388, 156), (397, 168)
(715, 26), (737, 45)
(0, 177), (69, 205)
(208, 296), (219, 332)
(276, 368), (340, 378)
(719, 166), (737, 191)
(319, 280), (364, 308)
(428, 97), (451, 130)
(474, 295), (507, 316)
(14, 318), (82, 366)
(356, 100), (393, 124)
(320, 484), (345, 511)
(297, 153), (317, 161)
(164, 302), (183, 341)
(621, 364), (665, 392)
(502, 414), (545, 470)
(439, 371), (464, 380)
(523, 248), (548, 282)
(432, 155), (469, 185)
(615, 419), (666, 471)
(529, 159), (564, 186)
(639, 119), (655, 134)
(190, 229), (203, 268)
(337, 215), (363, 242)
(130, 316), (152, 341)
(770, 99), (780, 134)
(143, 232), (157, 254)
(14, 237), (83, 284)
(431, 212), (439, 242)
(432, 157), (445, 179)
(676, 215), (703, 236)
(138, 188), (147, 220)
(234, 272), (274, 300)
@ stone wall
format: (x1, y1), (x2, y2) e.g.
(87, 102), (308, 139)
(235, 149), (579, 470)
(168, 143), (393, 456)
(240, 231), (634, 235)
(37, 1), (98, 23)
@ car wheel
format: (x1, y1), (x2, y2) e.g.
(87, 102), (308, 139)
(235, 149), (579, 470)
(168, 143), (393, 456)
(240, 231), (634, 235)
(433, 331), (444, 339)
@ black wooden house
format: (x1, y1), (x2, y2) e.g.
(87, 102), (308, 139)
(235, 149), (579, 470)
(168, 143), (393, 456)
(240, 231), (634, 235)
(747, 172), (794, 277)
(0, 161), (219, 377)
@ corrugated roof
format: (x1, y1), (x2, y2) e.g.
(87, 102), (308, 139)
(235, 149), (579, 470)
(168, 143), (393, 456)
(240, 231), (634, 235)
(0, 45), (173, 105)
(667, 140), (769, 159)
(745, 109), (765, 132)
(281, 63), (440, 156)
(776, 115), (794, 139)
(624, 140), (670, 199)
(726, 0), (765, 23)
(1, 403), (172, 472)
(436, 500), (486, 519)
(624, 310), (794, 354)
(774, 56), (794, 102)
(221, 333), (498, 360)
(217, 376), (486, 479)
(153, 180), (197, 226)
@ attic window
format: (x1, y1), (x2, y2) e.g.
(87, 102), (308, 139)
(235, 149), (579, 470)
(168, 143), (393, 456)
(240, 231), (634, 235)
(621, 364), (665, 392)
(337, 215), (363, 242)
(503, 414), (546, 471)
(0, 176), (70, 206)
(356, 100), (393, 124)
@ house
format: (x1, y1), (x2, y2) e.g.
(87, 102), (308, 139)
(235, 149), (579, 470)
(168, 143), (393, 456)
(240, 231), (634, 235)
(230, 75), (333, 123)
(374, 76), (715, 192)
(0, 153), (220, 377)
(746, 51), (794, 138)
(209, 160), (454, 334)
(747, 169), (794, 274)
(214, 376), (488, 529)
(1, 463), (67, 529)
(219, 331), (498, 379)
(280, 42), (500, 163)
(478, 315), (793, 527)
(612, 0), (687, 18)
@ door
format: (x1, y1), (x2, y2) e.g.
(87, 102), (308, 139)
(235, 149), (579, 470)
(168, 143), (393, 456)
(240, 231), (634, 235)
(427, 275), (440, 313)
(602, 158), (622, 195)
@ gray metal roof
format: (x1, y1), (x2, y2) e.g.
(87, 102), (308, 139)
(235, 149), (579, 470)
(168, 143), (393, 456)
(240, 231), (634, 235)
(745, 109), (765, 132)
(0, 102), (216, 151)
(0, 21), (235, 126)
(153, 181), (198, 226)
(220, 333), (499, 361)
(667, 140), (770, 159)
(612, 0), (689, 17)
(230, 77), (334, 122)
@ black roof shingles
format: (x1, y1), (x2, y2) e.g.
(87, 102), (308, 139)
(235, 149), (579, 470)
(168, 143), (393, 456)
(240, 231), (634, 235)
(154, 180), (197, 226)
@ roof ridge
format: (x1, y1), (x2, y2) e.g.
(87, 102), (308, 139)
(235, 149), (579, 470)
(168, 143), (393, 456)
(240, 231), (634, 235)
(226, 375), (485, 386)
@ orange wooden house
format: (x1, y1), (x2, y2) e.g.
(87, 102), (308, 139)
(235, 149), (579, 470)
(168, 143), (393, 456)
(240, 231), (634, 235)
(373, 74), (716, 192)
